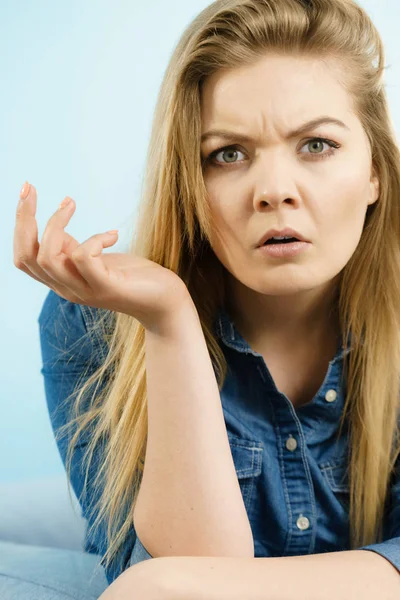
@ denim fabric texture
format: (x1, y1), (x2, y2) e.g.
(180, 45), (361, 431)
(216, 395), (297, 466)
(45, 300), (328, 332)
(38, 289), (400, 585)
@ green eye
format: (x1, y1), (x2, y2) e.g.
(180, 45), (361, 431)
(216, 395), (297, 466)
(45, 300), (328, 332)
(205, 137), (340, 168)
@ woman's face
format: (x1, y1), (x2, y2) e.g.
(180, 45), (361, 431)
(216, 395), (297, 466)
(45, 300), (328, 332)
(200, 54), (379, 301)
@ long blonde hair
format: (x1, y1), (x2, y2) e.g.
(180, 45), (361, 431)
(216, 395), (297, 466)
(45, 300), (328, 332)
(55, 0), (400, 572)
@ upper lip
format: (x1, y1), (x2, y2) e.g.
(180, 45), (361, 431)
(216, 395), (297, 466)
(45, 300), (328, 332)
(256, 227), (310, 247)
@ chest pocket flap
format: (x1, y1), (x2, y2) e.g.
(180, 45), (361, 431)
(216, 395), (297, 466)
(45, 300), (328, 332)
(227, 432), (263, 511)
(319, 457), (350, 493)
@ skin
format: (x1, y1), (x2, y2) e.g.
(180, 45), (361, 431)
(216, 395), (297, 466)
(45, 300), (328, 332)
(13, 185), (192, 337)
(98, 550), (400, 600)
(200, 53), (380, 359)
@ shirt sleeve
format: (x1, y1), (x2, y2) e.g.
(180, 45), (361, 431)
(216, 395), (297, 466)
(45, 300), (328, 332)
(38, 289), (152, 584)
(129, 535), (154, 565)
(358, 455), (400, 575)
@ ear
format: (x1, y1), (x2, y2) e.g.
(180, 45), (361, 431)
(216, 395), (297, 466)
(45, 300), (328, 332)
(368, 165), (380, 206)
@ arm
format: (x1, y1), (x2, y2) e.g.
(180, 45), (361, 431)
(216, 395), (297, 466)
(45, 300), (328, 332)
(143, 549), (400, 600)
(133, 299), (254, 558)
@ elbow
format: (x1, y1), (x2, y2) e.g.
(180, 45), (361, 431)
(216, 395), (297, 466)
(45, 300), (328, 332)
(134, 510), (254, 559)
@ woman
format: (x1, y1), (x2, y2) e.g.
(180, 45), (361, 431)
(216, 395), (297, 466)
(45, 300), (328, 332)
(10, 0), (400, 598)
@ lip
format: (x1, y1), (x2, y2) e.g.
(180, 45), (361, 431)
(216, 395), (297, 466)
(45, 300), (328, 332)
(257, 240), (310, 259)
(256, 227), (310, 248)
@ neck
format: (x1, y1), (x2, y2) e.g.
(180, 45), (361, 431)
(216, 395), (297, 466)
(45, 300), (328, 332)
(225, 275), (341, 355)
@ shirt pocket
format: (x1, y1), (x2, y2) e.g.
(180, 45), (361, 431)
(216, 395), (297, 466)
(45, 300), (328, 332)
(318, 457), (350, 512)
(227, 432), (263, 512)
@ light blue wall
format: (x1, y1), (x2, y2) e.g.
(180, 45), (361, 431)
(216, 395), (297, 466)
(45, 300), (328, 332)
(2, 0), (399, 483)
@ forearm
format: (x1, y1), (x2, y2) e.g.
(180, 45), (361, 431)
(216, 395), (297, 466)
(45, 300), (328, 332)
(159, 549), (400, 600)
(253, 550), (400, 600)
(133, 300), (254, 559)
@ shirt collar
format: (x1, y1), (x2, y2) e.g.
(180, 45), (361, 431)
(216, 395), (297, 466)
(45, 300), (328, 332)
(212, 305), (355, 364)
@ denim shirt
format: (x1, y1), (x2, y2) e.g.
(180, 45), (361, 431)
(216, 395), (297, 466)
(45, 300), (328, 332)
(38, 289), (400, 585)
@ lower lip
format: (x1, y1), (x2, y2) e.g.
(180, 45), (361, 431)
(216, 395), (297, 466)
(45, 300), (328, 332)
(257, 241), (311, 258)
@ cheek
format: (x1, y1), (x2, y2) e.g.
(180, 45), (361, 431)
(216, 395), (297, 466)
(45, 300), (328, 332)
(317, 187), (369, 269)
(207, 195), (243, 249)
(324, 176), (370, 230)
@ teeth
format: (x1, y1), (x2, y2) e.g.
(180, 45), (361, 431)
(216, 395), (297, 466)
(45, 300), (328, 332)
(271, 236), (291, 240)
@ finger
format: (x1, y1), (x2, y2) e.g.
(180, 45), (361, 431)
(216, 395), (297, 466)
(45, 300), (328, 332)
(16, 260), (86, 305)
(37, 196), (98, 300)
(70, 230), (119, 293)
(15, 262), (53, 286)
(14, 184), (88, 303)
(14, 183), (82, 301)
(14, 264), (74, 304)
(14, 183), (42, 269)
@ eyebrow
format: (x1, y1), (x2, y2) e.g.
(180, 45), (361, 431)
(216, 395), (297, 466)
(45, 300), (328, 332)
(200, 116), (350, 145)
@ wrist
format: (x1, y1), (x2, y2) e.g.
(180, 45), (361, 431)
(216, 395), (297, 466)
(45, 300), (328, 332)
(145, 293), (199, 338)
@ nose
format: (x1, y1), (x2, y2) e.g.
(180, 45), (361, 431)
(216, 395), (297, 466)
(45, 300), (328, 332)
(252, 153), (300, 210)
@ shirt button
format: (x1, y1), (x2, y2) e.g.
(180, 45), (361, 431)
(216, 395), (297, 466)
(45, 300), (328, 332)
(325, 389), (337, 403)
(296, 515), (310, 530)
(286, 436), (297, 451)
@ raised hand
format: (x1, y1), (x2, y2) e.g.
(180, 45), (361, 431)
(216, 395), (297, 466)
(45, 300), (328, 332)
(13, 183), (192, 334)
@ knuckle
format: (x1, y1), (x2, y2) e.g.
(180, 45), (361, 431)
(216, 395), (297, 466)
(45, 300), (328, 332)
(71, 247), (86, 261)
(14, 252), (32, 266)
(36, 253), (50, 269)
(14, 257), (26, 269)
(13, 256), (23, 269)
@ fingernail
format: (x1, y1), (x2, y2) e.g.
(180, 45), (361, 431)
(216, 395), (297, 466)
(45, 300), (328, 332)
(59, 197), (72, 210)
(20, 181), (30, 200)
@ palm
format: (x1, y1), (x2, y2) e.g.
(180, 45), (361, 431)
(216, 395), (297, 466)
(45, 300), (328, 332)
(15, 184), (191, 332)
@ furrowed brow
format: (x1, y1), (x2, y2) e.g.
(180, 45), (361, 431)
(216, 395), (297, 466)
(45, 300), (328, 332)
(200, 116), (350, 145)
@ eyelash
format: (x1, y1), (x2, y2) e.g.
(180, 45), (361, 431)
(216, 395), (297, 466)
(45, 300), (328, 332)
(204, 137), (341, 169)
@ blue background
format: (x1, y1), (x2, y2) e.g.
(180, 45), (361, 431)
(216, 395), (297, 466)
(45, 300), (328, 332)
(2, 0), (399, 483)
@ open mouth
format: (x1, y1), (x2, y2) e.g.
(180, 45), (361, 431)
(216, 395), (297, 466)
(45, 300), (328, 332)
(263, 237), (299, 245)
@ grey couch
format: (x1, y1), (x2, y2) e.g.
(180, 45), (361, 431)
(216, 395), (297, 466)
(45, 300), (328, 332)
(0, 475), (86, 551)
(0, 476), (112, 598)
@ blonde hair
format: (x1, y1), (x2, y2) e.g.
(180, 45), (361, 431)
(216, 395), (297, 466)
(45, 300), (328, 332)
(56, 0), (400, 572)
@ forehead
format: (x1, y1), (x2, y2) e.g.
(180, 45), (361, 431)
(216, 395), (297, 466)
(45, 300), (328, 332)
(200, 54), (356, 136)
